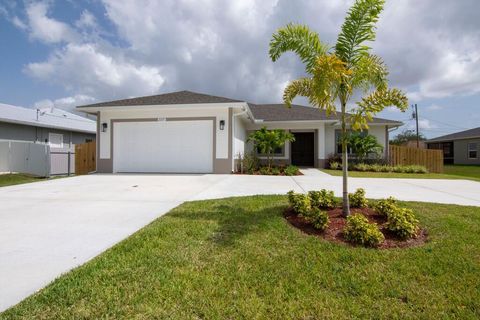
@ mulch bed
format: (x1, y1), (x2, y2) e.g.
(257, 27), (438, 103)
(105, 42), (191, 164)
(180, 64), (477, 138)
(284, 207), (428, 249)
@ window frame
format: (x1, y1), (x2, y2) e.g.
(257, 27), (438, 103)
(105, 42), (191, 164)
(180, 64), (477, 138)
(467, 142), (477, 159)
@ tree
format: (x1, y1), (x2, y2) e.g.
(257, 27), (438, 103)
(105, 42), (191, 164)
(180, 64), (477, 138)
(247, 127), (295, 169)
(269, 0), (408, 216)
(348, 133), (383, 161)
(390, 129), (426, 146)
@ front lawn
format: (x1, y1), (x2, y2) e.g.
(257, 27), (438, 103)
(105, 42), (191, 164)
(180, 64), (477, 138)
(321, 166), (480, 182)
(0, 173), (50, 187)
(2, 196), (480, 319)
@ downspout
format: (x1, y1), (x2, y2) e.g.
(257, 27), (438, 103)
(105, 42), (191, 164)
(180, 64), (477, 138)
(232, 107), (248, 172)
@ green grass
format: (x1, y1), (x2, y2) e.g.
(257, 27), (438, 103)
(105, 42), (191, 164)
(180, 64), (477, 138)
(0, 174), (51, 187)
(321, 165), (480, 182)
(2, 196), (480, 319)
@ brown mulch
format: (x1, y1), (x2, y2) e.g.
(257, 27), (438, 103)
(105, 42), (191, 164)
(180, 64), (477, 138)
(284, 207), (428, 249)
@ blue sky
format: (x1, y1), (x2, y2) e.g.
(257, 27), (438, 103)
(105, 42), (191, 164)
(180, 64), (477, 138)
(1, 0), (479, 138)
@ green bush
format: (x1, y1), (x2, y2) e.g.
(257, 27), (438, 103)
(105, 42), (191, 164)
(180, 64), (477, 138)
(349, 188), (368, 208)
(355, 163), (369, 172)
(259, 166), (271, 175)
(329, 161), (341, 170)
(284, 165), (299, 176)
(343, 214), (384, 247)
(287, 191), (311, 216)
(386, 207), (419, 239)
(374, 197), (397, 216)
(308, 189), (336, 208)
(271, 167), (281, 175)
(242, 152), (260, 174)
(308, 208), (329, 230)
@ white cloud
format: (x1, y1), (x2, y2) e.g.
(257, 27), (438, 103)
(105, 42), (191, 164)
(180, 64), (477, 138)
(12, 16), (27, 30)
(426, 104), (443, 111)
(26, 1), (77, 43)
(25, 43), (166, 99)
(34, 94), (96, 113)
(75, 10), (97, 29)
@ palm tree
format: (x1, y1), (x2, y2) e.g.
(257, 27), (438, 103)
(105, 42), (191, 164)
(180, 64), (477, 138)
(269, 0), (408, 216)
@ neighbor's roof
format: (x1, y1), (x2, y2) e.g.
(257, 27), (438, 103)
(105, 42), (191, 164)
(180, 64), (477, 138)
(427, 127), (480, 142)
(77, 90), (243, 109)
(0, 103), (96, 134)
(248, 103), (402, 125)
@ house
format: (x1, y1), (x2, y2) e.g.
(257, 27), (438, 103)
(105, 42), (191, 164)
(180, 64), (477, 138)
(0, 103), (96, 148)
(77, 90), (402, 174)
(426, 127), (480, 165)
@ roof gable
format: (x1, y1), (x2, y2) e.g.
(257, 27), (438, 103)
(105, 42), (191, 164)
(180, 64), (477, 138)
(78, 90), (243, 108)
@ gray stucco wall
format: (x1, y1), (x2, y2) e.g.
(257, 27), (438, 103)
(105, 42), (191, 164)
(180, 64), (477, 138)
(0, 121), (95, 146)
(454, 138), (480, 165)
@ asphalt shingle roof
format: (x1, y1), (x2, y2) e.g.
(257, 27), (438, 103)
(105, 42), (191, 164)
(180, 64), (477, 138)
(427, 127), (480, 142)
(78, 90), (243, 108)
(248, 103), (402, 124)
(0, 103), (96, 133)
(77, 90), (401, 125)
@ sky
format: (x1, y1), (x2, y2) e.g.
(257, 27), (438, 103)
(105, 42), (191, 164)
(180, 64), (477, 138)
(0, 0), (479, 139)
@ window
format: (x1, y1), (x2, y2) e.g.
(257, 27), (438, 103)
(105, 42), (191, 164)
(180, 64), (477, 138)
(468, 143), (477, 159)
(335, 130), (367, 154)
(48, 133), (63, 148)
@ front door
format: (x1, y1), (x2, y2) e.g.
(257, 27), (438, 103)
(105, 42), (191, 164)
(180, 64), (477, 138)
(291, 132), (315, 166)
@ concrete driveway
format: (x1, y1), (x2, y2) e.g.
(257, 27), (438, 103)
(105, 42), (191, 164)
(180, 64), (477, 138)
(1, 172), (480, 311)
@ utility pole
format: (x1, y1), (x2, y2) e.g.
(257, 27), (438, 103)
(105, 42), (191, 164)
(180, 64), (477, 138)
(412, 103), (420, 148)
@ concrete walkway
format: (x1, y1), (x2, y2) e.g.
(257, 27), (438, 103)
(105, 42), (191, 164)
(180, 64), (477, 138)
(1, 173), (479, 311)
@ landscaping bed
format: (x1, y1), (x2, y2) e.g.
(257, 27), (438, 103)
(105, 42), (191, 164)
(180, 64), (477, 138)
(286, 189), (426, 248)
(285, 206), (428, 249)
(236, 164), (302, 176)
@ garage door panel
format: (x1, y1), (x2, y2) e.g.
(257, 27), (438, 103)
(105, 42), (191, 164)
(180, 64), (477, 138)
(113, 120), (213, 173)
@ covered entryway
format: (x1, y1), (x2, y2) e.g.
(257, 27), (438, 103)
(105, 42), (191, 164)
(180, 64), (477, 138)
(291, 132), (315, 166)
(113, 120), (213, 173)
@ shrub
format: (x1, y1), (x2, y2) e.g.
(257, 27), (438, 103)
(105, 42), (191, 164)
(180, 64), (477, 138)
(386, 207), (419, 239)
(392, 166), (406, 173)
(242, 152), (260, 174)
(343, 214), (384, 247)
(308, 189), (336, 208)
(287, 191), (311, 216)
(308, 208), (329, 230)
(374, 197), (397, 216)
(355, 163), (369, 172)
(271, 167), (281, 175)
(349, 188), (368, 208)
(329, 161), (341, 170)
(259, 166), (271, 175)
(284, 165), (299, 176)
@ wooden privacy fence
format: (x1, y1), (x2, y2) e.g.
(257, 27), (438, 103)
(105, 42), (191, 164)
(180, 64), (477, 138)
(75, 141), (96, 175)
(389, 145), (443, 173)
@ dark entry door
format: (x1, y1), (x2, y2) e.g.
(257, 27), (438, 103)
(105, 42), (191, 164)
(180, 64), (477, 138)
(291, 132), (314, 166)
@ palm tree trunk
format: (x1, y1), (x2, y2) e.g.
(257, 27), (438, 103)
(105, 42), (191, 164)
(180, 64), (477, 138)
(341, 102), (350, 217)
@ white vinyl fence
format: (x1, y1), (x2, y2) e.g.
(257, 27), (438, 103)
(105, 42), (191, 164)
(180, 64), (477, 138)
(0, 140), (50, 177)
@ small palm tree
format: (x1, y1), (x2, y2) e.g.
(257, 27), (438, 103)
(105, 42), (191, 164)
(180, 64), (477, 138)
(348, 133), (383, 162)
(247, 127), (295, 170)
(269, 0), (408, 216)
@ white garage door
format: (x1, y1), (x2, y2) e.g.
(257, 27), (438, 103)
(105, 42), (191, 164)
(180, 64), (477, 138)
(113, 120), (213, 173)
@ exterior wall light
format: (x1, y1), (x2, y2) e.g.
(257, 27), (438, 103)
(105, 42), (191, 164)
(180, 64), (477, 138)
(102, 122), (108, 132)
(219, 120), (225, 130)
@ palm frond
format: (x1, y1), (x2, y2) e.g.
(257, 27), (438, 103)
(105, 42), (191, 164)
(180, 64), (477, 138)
(283, 78), (315, 107)
(335, 0), (385, 66)
(351, 53), (388, 92)
(270, 23), (329, 73)
(350, 88), (408, 130)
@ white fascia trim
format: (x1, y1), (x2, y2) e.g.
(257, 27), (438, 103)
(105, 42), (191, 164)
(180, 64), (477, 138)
(0, 118), (96, 134)
(257, 120), (338, 125)
(77, 102), (248, 113)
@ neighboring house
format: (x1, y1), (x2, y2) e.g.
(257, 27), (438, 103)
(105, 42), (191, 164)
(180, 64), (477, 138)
(0, 103), (96, 147)
(77, 90), (401, 174)
(427, 127), (480, 165)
